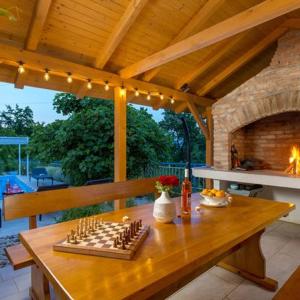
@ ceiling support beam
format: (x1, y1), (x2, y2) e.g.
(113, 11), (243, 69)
(14, 72), (25, 89)
(119, 0), (300, 79)
(174, 102), (188, 114)
(25, 0), (52, 50)
(196, 25), (288, 96)
(0, 43), (212, 108)
(94, 0), (148, 69)
(76, 83), (88, 99)
(142, 0), (225, 82)
(175, 34), (243, 90)
(114, 87), (127, 210)
(186, 99), (209, 139)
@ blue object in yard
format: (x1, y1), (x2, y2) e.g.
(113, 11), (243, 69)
(0, 175), (34, 228)
(31, 168), (54, 186)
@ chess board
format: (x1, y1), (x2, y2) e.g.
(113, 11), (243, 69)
(53, 220), (150, 260)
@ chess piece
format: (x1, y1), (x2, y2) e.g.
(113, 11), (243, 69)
(67, 234), (70, 243)
(113, 239), (117, 248)
(139, 219), (142, 228)
(122, 240), (126, 250)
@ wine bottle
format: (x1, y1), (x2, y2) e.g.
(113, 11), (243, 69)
(181, 168), (192, 215)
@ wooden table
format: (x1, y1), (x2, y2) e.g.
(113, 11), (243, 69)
(20, 194), (294, 300)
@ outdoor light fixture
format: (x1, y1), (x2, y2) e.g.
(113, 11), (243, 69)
(160, 93), (164, 100)
(18, 62), (25, 74)
(170, 96), (175, 104)
(44, 69), (50, 81)
(104, 81), (109, 91)
(120, 86), (126, 97)
(135, 88), (139, 97)
(67, 72), (73, 83)
(87, 79), (92, 90)
(147, 92), (151, 101)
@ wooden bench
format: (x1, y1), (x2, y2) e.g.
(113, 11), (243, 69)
(273, 266), (300, 300)
(3, 178), (158, 270)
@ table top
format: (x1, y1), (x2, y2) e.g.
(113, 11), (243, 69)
(20, 194), (294, 300)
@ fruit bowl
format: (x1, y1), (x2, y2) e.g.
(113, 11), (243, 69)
(200, 189), (231, 206)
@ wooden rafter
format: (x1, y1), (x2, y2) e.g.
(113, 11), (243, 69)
(14, 72), (25, 89)
(76, 83), (88, 99)
(25, 0), (52, 50)
(196, 25), (288, 96)
(142, 0), (225, 82)
(186, 99), (208, 139)
(174, 102), (188, 114)
(119, 0), (300, 79)
(94, 0), (148, 69)
(175, 34), (243, 90)
(0, 43), (212, 108)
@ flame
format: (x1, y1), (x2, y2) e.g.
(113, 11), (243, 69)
(288, 145), (300, 175)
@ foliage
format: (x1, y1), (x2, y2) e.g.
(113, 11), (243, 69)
(0, 104), (35, 136)
(30, 93), (172, 185)
(159, 110), (206, 163)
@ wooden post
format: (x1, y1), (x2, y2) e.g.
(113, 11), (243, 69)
(205, 107), (213, 189)
(114, 87), (127, 210)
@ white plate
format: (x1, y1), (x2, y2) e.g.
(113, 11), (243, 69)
(200, 198), (230, 208)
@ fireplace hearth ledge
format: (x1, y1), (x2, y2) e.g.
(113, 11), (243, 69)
(193, 167), (300, 190)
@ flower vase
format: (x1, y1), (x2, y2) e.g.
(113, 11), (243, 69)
(153, 191), (176, 223)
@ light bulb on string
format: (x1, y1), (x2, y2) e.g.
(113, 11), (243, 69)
(135, 88), (139, 97)
(18, 62), (25, 74)
(87, 79), (92, 90)
(160, 93), (164, 100)
(120, 85), (126, 97)
(67, 72), (73, 83)
(104, 81), (109, 91)
(147, 92), (151, 101)
(44, 69), (50, 81)
(170, 96), (175, 104)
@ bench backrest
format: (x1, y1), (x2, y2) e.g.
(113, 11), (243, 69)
(4, 177), (158, 228)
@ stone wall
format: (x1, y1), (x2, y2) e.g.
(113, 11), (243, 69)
(212, 30), (300, 170)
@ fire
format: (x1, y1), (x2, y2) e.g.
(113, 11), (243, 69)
(286, 145), (300, 175)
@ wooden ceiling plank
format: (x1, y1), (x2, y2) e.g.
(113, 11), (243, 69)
(26, 0), (53, 50)
(186, 99), (208, 139)
(119, 0), (300, 79)
(0, 43), (213, 108)
(174, 102), (188, 114)
(76, 83), (88, 99)
(196, 25), (288, 96)
(142, 0), (225, 82)
(175, 34), (244, 90)
(94, 0), (149, 69)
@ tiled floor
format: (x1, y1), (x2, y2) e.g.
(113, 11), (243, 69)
(0, 221), (299, 300)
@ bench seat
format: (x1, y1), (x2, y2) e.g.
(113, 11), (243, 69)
(5, 243), (34, 270)
(273, 266), (300, 300)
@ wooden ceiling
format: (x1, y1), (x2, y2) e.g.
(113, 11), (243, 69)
(0, 0), (300, 112)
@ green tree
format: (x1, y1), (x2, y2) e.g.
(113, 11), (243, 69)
(159, 110), (206, 163)
(0, 104), (35, 136)
(30, 93), (172, 185)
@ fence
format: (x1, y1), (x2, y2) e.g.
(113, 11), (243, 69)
(143, 162), (205, 193)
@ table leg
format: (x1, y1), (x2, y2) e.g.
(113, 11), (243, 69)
(30, 265), (50, 300)
(218, 229), (278, 291)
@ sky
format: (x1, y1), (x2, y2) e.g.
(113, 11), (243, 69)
(0, 83), (163, 124)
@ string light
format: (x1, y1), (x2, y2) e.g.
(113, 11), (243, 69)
(147, 92), (151, 101)
(160, 93), (164, 100)
(170, 96), (175, 104)
(135, 88), (139, 97)
(87, 79), (92, 90)
(104, 81), (109, 91)
(67, 72), (72, 83)
(18, 62), (25, 74)
(44, 69), (50, 81)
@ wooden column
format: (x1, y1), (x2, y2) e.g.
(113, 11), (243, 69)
(205, 107), (213, 189)
(114, 87), (127, 210)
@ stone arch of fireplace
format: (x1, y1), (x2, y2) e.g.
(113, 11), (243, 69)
(213, 90), (300, 170)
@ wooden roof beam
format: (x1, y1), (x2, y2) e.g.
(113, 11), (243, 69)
(119, 0), (300, 79)
(14, 72), (25, 89)
(196, 25), (288, 96)
(25, 0), (52, 50)
(94, 0), (148, 69)
(0, 43), (213, 108)
(142, 0), (225, 82)
(186, 99), (208, 139)
(175, 34), (244, 90)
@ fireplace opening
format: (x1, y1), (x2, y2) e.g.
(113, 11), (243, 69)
(231, 112), (300, 172)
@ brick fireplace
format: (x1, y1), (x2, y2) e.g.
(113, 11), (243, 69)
(212, 30), (300, 171)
